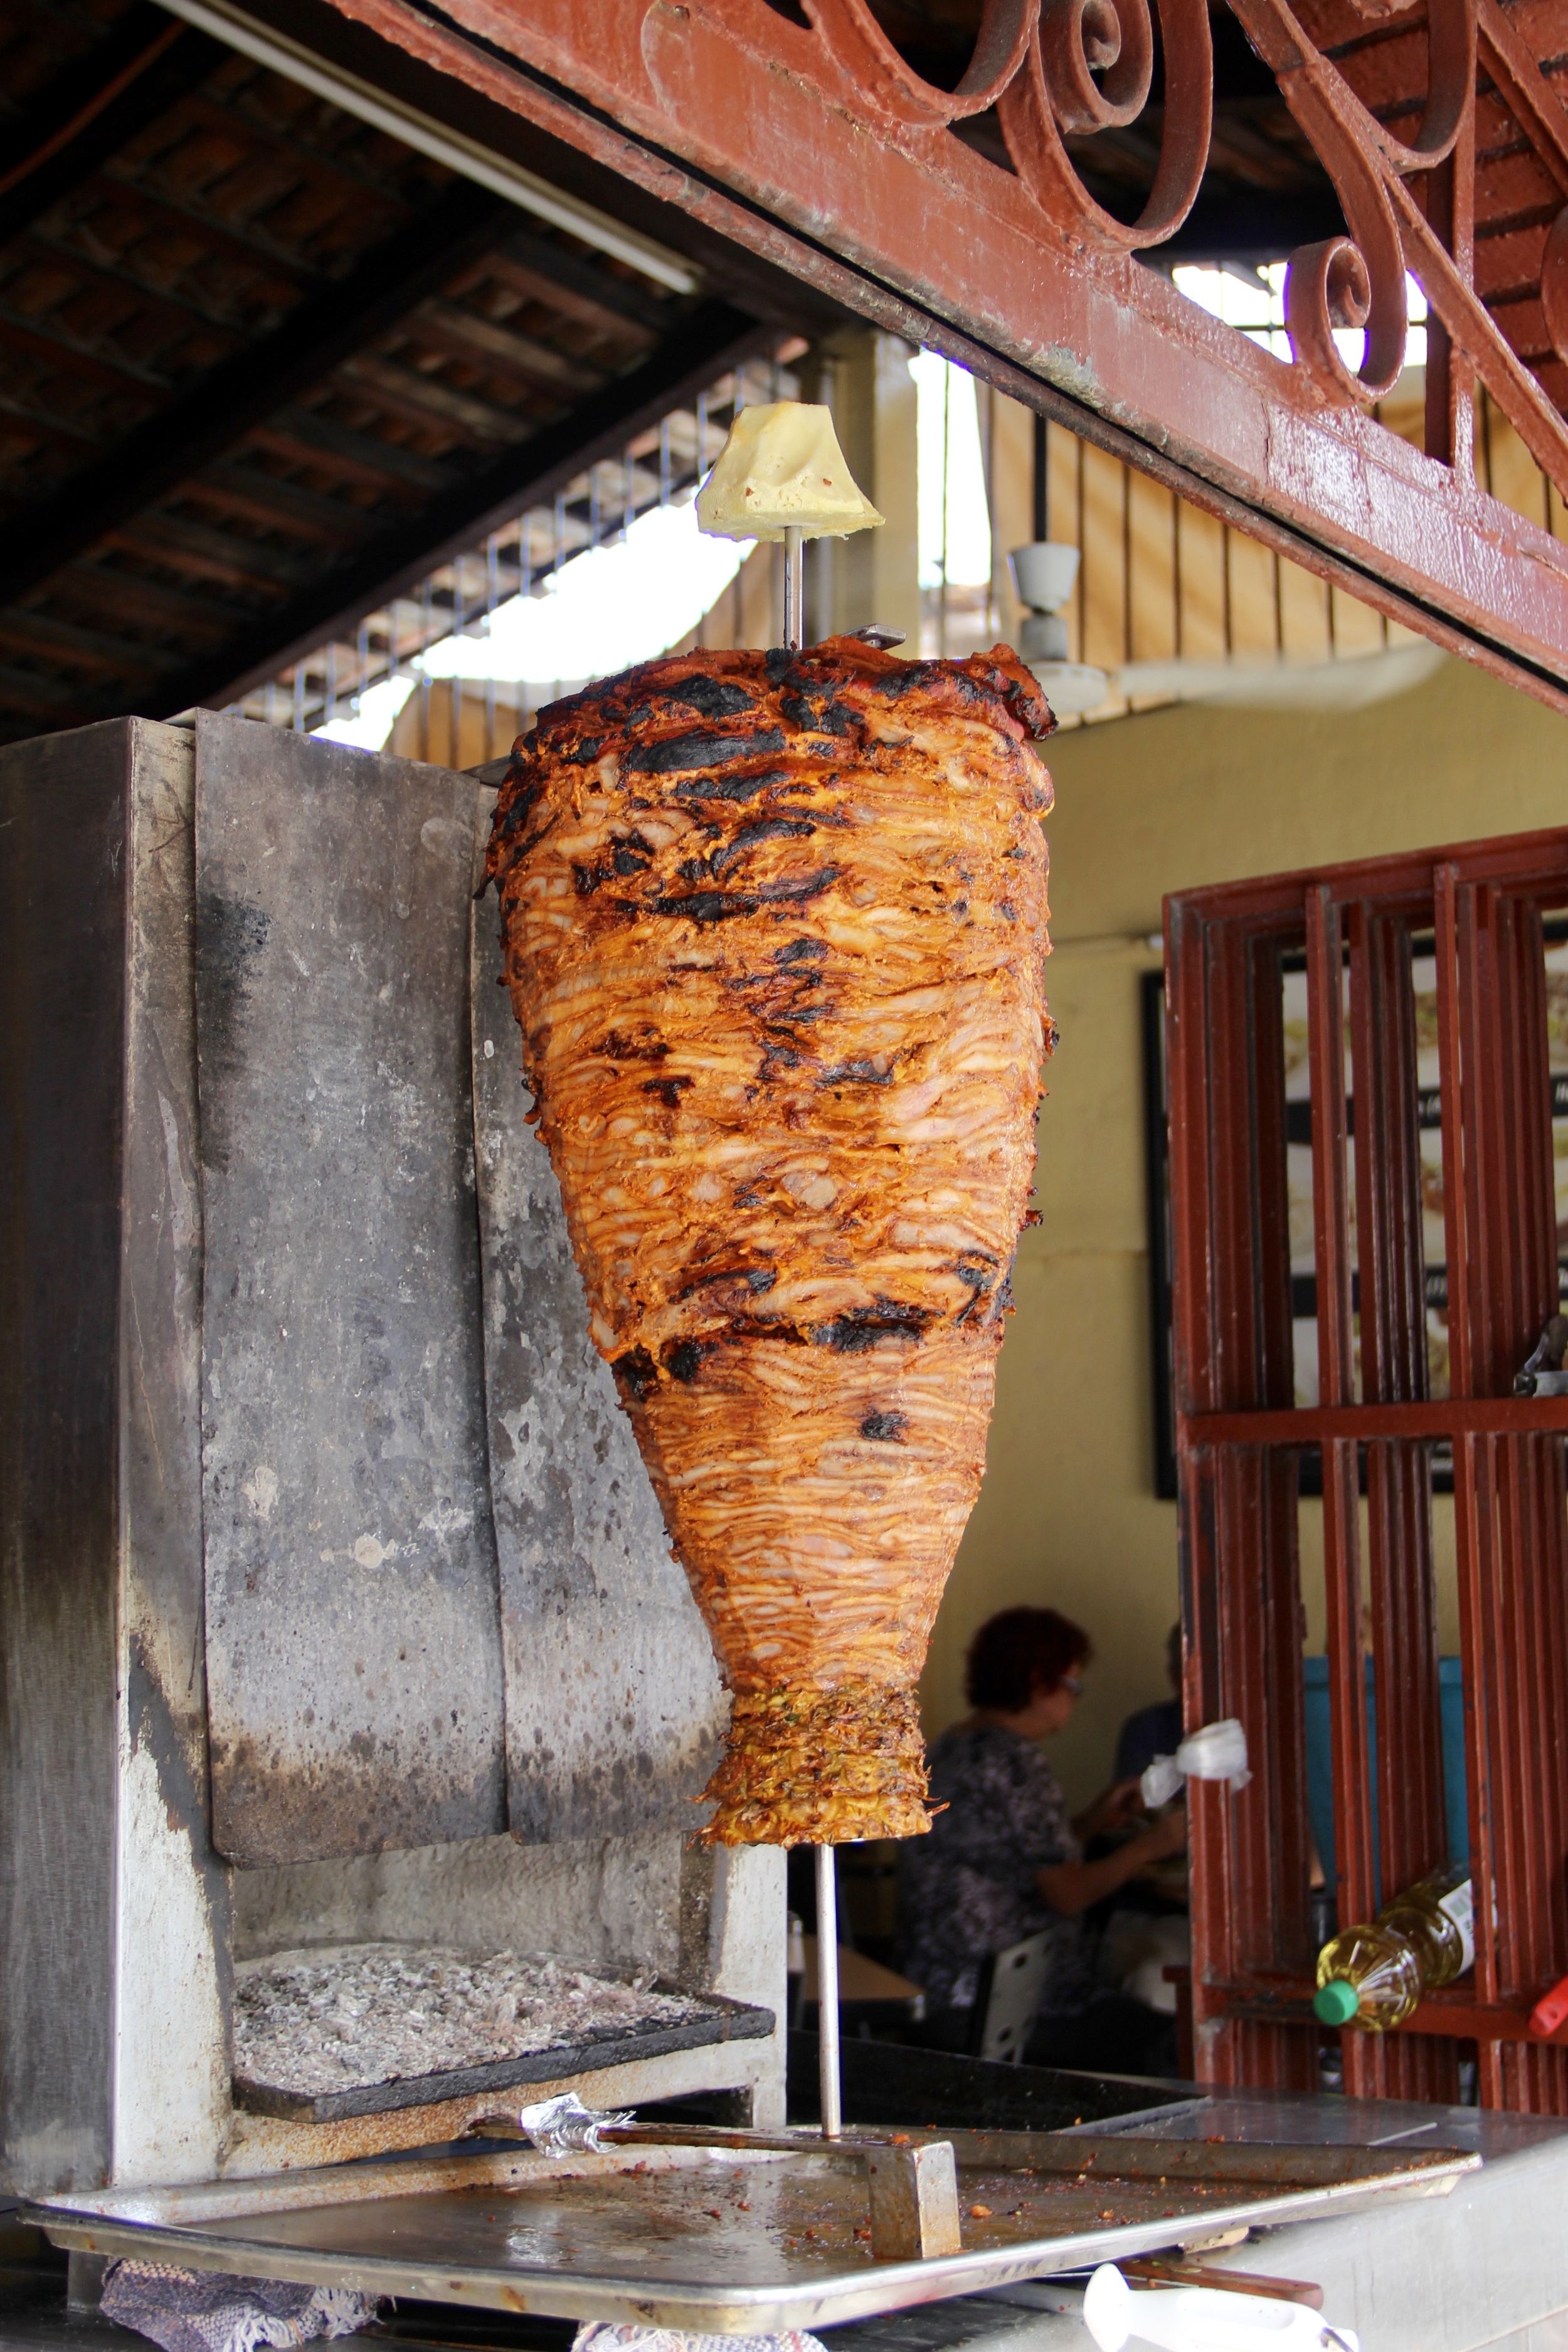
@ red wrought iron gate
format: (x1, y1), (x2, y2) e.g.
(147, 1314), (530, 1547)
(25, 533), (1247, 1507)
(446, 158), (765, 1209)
(1167, 830), (1568, 2112)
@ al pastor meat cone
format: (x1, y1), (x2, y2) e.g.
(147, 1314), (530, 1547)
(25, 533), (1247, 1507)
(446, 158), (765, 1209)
(485, 636), (1054, 1844)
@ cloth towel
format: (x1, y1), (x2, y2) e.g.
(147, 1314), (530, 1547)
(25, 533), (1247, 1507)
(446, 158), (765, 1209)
(575, 2328), (828, 2352)
(100, 2259), (379, 2352)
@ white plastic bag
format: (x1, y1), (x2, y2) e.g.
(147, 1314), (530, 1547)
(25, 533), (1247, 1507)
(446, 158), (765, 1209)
(1083, 2264), (1357, 2352)
(1140, 1717), (1251, 1808)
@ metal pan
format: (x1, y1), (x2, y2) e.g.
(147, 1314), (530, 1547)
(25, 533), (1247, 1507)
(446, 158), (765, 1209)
(28, 2128), (1478, 2334)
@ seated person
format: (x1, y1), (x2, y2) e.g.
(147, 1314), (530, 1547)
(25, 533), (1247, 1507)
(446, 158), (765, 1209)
(896, 1605), (1187, 2077)
(1115, 1620), (1185, 1784)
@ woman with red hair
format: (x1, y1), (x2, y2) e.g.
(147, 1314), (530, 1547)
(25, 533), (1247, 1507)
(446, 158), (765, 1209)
(896, 1606), (1187, 2075)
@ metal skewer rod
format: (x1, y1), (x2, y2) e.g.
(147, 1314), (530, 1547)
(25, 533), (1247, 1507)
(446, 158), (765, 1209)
(815, 1841), (842, 2140)
(783, 523), (804, 653)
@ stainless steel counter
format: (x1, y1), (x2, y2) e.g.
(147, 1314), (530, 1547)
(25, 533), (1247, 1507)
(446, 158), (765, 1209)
(1130, 2086), (1568, 2352)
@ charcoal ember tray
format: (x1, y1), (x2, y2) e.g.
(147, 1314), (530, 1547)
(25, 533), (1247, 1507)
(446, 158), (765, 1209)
(233, 1990), (775, 2124)
(28, 2128), (1477, 2333)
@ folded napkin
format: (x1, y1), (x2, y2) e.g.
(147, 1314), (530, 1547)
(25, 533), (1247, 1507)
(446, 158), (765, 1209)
(100, 2258), (379, 2352)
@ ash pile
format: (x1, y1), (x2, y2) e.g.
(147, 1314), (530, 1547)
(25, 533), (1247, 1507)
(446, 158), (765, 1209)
(235, 1945), (707, 2103)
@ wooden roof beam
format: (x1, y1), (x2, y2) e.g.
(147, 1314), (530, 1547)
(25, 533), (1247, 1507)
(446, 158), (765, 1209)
(6, 225), (254, 358)
(110, 512), (314, 593)
(406, 299), (612, 395)
(0, 660), (91, 718)
(247, 410), (455, 491)
(43, 560), (238, 640)
(245, 406), (451, 489)
(0, 176), (512, 610)
(336, 351), (546, 445)
(90, 164), (323, 288)
(1, 606), (171, 680)
(0, 309), (169, 401)
(474, 228), (672, 335)
(0, 403), (101, 484)
(0, 8), (228, 246)
(178, 462), (376, 543)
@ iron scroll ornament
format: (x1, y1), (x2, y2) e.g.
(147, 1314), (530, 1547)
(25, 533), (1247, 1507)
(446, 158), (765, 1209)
(1228, 0), (1475, 403)
(995, 0), (1214, 253)
(803, 0), (1213, 250)
(798, 0), (1480, 411)
(803, 0), (1037, 125)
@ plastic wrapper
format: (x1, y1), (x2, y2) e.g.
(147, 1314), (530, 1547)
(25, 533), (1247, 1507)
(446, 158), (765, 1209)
(515, 2092), (632, 2157)
(1140, 1717), (1251, 1807)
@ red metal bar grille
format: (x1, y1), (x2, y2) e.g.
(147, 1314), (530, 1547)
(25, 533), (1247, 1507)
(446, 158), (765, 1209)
(1167, 826), (1568, 2113)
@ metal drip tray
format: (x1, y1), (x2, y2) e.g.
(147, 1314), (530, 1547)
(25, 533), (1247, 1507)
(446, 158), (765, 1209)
(29, 2129), (1478, 2334)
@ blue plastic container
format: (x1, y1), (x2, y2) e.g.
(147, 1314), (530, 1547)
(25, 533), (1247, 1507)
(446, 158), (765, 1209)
(1303, 1655), (1469, 1890)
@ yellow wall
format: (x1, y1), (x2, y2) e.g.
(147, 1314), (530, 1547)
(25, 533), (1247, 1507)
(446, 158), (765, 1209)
(920, 652), (1568, 1809)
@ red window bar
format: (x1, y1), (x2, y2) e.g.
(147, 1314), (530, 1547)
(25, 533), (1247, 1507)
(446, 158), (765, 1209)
(1166, 829), (1568, 2114)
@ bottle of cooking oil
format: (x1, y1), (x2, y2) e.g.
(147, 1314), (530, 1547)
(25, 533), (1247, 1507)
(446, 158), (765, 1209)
(1313, 1864), (1475, 2030)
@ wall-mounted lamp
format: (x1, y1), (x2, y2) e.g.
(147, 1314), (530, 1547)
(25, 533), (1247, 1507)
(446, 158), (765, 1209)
(1009, 543), (1108, 718)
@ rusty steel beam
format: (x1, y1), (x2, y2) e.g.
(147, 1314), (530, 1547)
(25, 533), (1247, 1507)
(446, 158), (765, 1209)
(1168, 905), (1313, 2096)
(1185, 1396), (1568, 1441)
(1303, 884), (1382, 2104)
(1345, 903), (1454, 2106)
(307, 0), (1568, 702)
(1161, 825), (1568, 928)
(1200, 1978), (1568, 2045)
(1477, 0), (1568, 204)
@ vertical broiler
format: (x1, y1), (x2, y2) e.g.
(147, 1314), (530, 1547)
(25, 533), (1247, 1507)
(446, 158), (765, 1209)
(0, 415), (1485, 2328)
(0, 400), (1052, 2220)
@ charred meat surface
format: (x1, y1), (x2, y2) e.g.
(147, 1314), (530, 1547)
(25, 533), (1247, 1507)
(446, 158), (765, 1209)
(485, 636), (1054, 1844)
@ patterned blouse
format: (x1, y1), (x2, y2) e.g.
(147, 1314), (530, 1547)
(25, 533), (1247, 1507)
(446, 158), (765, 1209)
(896, 1722), (1094, 2016)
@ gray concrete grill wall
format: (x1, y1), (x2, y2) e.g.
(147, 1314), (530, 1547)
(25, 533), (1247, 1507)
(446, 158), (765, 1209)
(196, 719), (511, 1867)
(228, 1827), (689, 1974)
(0, 716), (780, 2196)
(1, 720), (141, 2196)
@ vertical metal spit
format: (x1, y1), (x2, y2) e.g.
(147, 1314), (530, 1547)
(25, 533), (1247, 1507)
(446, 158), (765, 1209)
(783, 524), (804, 654)
(784, 514), (837, 2144)
(815, 1843), (842, 2139)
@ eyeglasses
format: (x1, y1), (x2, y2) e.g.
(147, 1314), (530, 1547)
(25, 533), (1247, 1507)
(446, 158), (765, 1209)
(1059, 1674), (1084, 1698)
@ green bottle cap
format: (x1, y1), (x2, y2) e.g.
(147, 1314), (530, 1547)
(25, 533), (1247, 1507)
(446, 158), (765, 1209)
(1314, 1978), (1360, 2026)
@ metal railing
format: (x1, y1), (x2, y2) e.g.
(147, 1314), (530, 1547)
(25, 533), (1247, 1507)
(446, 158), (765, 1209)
(235, 351), (798, 760)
